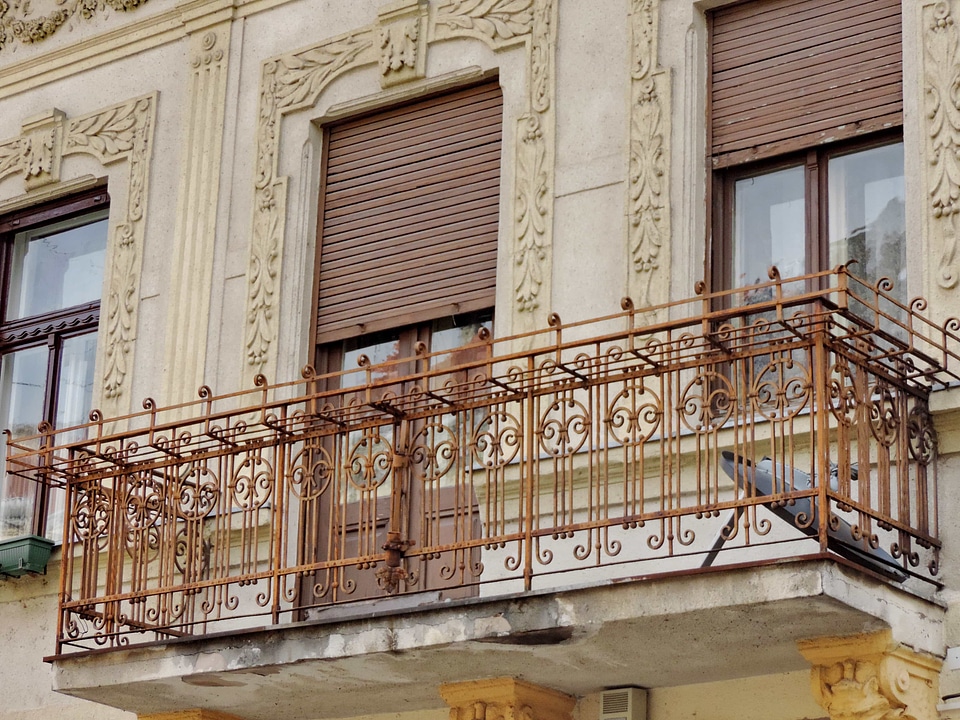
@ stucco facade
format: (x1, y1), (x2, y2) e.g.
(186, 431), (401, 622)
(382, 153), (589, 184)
(1, 1), (959, 719)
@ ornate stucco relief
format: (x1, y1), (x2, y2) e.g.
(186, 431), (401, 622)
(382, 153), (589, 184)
(64, 94), (157, 408)
(628, 0), (671, 309)
(378, 0), (427, 88)
(0, 96), (155, 410)
(511, 0), (554, 323)
(246, 1), (554, 379)
(244, 30), (376, 377)
(923, 0), (960, 289)
(163, 26), (231, 406)
(433, 0), (554, 324)
(432, 0), (533, 48)
(0, 0), (150, 52)
(798, 632), (941, 720)
(440, 678), (576, 720)
(21, 109), (65, 189)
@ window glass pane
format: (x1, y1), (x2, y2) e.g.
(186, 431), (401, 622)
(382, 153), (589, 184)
(341, 332), (403, 388)
(828, 143), (906, 303)
(0, 345), (47, 540)
(733, 165), (805, 297)
(55, 333), (97, 434)
(0, 345), (48, 438)
(6, 211), (108, 320)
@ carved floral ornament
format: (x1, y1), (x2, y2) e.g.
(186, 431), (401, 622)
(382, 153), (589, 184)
(440, 678), (575, 720)
(798, 632), (941, 720)
(243, 0), (555, 379)
(628, 0), (670, 309)
(0, 95), (156, 407)
(0, 0), (149, 52)
(924, 0), (960, 289)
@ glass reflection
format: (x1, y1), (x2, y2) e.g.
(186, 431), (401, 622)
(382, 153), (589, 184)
(733, 165), (805, 300)
(828, 142), (906, 303)
(6, 212), (108, 321)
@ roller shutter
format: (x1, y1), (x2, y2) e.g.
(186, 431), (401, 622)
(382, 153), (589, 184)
(316, 81), (503, 343)
(710, 0), (902, 167)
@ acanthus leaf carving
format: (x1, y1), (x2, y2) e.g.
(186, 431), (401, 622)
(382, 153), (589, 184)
(0, 137), (21, 181)
(514, 112), (548, 312)
(22, 130), (55, 179)
(433, 0), (533, 47)
(924, 0), (960, 289)
(245, 32), (374, 375)
(0, 0), (149, 52)
(379, 19), (418, 75)
(271, 33), (374, 113)
(65, 97), (144, 163)
(628, 0), (670, 309)
(103, 222), (137, 399)
(800, 632), (942, 720)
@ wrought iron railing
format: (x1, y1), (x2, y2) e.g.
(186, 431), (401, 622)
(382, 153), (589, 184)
(8, 266), (959, 654)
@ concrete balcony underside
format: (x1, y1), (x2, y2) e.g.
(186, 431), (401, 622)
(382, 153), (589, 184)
(52, 558), (944, 720)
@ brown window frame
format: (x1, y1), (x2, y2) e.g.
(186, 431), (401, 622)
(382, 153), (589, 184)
(0, 186), (109, 540)
(709, 129), (904, 297)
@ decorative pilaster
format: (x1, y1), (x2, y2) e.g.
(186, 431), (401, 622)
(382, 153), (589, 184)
(627, 0), (671, 310)
(163, 22), (231, 405)
(923, 0), (960, 290)
(440, 677), (576, 720)
(797, 631), (942, 720)
(378, 0), (428, 88)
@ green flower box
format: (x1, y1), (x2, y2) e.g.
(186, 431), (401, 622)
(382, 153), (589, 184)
(0, 535), (55, 577)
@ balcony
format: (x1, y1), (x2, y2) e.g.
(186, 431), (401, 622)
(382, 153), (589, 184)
(7, 267), (957, 665)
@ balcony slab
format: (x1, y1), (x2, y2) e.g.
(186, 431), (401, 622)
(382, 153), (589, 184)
(51, 559), (944, 720)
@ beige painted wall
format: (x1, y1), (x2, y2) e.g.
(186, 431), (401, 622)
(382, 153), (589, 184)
(0, 0), (954, 718)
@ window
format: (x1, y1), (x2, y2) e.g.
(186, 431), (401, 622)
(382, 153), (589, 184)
(709, 0), (903, 297)
(715, 138), (906, 305)
(0, 188), (109, 543)
(301, 81), (503, 606)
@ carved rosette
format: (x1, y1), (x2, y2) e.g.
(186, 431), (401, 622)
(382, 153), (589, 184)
(923, 0), (960, 289)
(245, 31), (375, 379)
(0, 0), (150, 52)
(798, 632), (942, 720)
(628, 0), (671, 309)
(64, 94), (157, 405)
(378, 0), (427, 88)
(440, 678), (575, 720)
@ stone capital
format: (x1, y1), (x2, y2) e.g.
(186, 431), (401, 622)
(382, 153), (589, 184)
(440, 677), (575, 720)
(139, 710), (244, 720)
(797, 631), (942, 720)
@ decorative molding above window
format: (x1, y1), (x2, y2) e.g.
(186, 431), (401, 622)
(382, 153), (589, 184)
(0, 0), (151, 52)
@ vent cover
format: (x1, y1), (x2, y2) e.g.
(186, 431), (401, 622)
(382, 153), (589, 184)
(600, 688), (647, 720)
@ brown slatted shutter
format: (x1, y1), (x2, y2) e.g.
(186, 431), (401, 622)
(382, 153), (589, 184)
(316, 81), (503, 343)
(710, 0), (902, 168)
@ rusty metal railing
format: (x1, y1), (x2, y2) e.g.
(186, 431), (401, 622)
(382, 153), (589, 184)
(8, 266), (959, 654)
